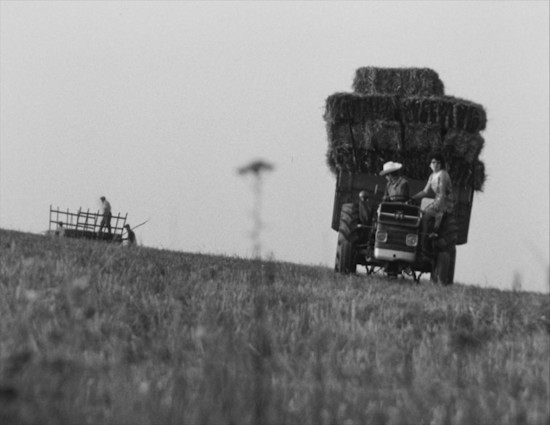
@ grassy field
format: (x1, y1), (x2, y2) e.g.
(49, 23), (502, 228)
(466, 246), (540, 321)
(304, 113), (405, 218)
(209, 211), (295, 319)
(0, 228), (548, 425)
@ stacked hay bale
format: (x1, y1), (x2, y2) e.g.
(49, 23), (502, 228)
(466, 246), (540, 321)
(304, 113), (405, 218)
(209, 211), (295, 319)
(324, 67), (487, 191)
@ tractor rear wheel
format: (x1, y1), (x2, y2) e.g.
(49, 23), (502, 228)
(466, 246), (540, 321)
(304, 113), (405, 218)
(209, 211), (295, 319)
(335, 203), (359, 274)
(335, 234), (357, 274)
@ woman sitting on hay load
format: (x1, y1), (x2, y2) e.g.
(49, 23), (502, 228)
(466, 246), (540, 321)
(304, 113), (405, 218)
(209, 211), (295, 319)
(412, 153), (455, 254)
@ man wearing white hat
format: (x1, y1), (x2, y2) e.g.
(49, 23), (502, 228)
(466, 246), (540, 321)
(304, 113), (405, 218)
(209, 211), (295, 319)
(380, 161), (410, 202)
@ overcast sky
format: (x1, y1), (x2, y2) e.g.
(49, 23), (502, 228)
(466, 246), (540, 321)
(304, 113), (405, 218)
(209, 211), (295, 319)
(1, 1), (548, 293)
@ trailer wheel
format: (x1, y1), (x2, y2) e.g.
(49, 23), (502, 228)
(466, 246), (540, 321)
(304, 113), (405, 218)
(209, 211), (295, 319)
(433, 246), (456, 285)
(432, 251), (449, 285)
(444, 246), (456, 285)
(431, 214), (458, 285)
(335, 203), (359, 274)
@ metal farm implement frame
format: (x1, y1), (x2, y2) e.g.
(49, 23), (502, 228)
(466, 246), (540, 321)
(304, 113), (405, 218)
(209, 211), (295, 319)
(49, 205), (128, 243)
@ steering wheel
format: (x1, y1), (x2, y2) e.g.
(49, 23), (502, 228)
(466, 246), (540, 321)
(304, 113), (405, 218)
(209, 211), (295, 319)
(385, 195), (409, 203)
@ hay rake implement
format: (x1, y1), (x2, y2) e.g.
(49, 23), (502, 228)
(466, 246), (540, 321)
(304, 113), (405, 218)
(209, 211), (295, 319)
(48, 205), (128, 243)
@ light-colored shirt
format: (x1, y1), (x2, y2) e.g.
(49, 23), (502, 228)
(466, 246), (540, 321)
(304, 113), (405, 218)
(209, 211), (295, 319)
(102, 200), (112, 214)
(422, 170), (454, 213)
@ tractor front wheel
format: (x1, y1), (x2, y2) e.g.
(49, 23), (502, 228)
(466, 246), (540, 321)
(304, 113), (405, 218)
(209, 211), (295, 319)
(335, 234), (357, 274)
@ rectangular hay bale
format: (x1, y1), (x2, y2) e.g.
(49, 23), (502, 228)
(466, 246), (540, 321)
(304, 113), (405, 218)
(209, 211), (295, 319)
(403, 124), (442, 152)
(443, 129), (485, 164)
(364, 120), (402, 152)
(324, 92), (398, 124)
(353, 67), (445, 97)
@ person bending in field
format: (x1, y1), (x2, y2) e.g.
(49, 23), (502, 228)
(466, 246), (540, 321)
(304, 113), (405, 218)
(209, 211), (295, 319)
(124, 224), (136, 246)
(55, 222), (65, 237)
(412, 153), (455, 254)
(98, 196), (112, 235)
(380, 161), (410, 202)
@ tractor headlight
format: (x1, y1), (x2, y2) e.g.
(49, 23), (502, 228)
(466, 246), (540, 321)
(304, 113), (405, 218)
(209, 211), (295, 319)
(376, 230), (388, 243)
(406, 234), (418, 247)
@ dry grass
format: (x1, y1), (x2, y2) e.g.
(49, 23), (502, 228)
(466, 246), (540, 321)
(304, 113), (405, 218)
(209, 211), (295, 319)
(443, 129), (485, 164)
(403, 123), (442, 152)
(1, 229), (548, 425)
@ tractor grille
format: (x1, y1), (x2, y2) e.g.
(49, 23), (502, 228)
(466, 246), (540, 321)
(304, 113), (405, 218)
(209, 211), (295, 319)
(375, 224), (416, 253)
(377, 203), (421, 228)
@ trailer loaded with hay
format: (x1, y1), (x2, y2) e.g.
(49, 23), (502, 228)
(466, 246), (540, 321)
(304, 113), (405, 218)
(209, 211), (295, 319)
(326, 67), (487, 284)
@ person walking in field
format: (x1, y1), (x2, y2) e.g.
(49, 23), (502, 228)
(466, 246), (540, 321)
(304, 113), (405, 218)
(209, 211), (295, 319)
(412, 153), (455, 253)
(380, 161), (410, 202)
(98, 196), (112, 235)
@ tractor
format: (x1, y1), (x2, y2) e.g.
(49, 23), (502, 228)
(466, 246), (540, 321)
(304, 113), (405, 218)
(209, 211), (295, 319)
(333, 171), (474, 284)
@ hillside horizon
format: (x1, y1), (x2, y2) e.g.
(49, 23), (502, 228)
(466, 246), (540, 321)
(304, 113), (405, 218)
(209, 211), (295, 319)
(0, 227), (548, 424)
(2, 227), (547, 295)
